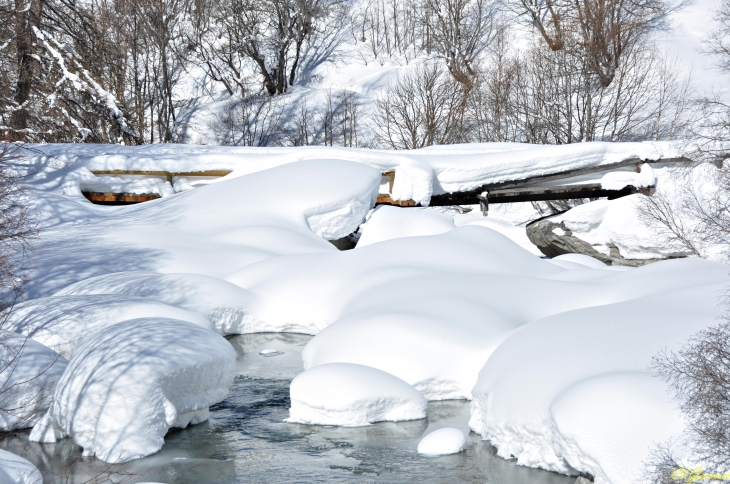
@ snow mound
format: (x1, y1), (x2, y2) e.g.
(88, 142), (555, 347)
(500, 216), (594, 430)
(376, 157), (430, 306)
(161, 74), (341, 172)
(469, 261), (727, 482)
(552, 253), (608, 269)
(0, 332), (68, 431)
(53, 271), (257, 335)
(30, 318), (235, 463)
(24, 159), (381, 298)
(417, 428), (467, 456)
(0, 449), (42, 484)
(550, 372), (684, 484)
(461, 217), (543, 256)
(356, 206), (455, 247)
(286, 363), (427, 426)
(6, 294), (214, 357)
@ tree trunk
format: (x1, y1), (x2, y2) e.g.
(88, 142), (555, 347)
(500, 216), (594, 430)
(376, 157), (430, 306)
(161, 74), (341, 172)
(11, 0), (43, 138)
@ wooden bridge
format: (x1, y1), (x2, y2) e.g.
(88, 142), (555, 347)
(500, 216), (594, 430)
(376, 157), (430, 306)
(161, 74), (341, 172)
(83, 156), (701, 209)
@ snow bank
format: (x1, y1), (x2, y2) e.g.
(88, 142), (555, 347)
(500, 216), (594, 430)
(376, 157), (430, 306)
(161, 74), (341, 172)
(0, 449), (42, 484)
(417, 428), (467, 456)
(287, 363), (427, 426)
(550, 372), (684, 483)
(23, 159), (381, 298)
(356, 206), (455, 247)
(53, 272), (257, 335)
(30, 318), (235, 463)
(469, 259), (728, 482)
(0, 332), (68, 431)
(6, 294), (214, 357)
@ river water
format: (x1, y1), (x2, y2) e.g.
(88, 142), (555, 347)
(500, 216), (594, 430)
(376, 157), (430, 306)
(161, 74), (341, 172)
(1, 333), (576, 484)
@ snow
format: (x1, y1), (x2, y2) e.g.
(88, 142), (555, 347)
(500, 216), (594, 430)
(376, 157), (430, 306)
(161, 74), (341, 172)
(417, 428), (467, 456)
(0, 332), (68, 431)
(550, 373), (684, 483)
(22, 158), (381, 299)
(356, 206), (455, 247)
(551, 195), (681, 260)
(52, 272), (257, 335)
(21, 140), (683, 208)
(550, 162), (726, 261)
(469, 259), (729, 482)
(0, 449), (42, 484)
(5, 294), (215, 357)
(259, 349), (284, 357)
(551, 254), (608, 269)
(286, 363), (427, 426)
(29, 318), (236, 463)
(600, 163), (656, 190)
(3, 142), (727, 482)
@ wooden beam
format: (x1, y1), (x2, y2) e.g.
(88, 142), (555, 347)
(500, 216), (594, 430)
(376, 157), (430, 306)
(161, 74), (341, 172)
(82, 191), (161, 205)
(428, 156), (689, 205)
(91, 170), (233, 178)
(376, 194), (416, 206)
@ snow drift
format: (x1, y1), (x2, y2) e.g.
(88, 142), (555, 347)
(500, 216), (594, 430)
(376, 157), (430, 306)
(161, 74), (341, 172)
(53, 271), (257, 335)
(6, 294), (214, 357)
(30, 318), (236, 463)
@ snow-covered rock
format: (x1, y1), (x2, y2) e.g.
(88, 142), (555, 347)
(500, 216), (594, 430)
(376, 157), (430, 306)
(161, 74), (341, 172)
(286, 363), (427, 426)
(0, 449), (42, 484)
(6, 295), (214, 357)
(0, 332), (68, 431)
(53, 272), (257, 335)
(30, 318), (235, 463)
(417, 428), (467, 456)
(356, 206), (455, 247)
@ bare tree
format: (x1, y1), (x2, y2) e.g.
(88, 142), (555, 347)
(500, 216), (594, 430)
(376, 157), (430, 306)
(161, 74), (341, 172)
(373, 62), (467, 148)
(210, 0), (345, 96)
(505, 0), (679, 87)
(212, 95), (286, 146)
(0, 144), (48, 438)
(421, 0), (501, 86)
(647, 320), (730, 482)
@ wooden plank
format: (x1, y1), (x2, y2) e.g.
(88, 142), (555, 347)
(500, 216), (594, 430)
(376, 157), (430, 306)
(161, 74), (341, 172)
(91, 170), (233, 177)
(428, 156), (689, 205)
(376, 194), (416, 206)
(485, 156), (689, 190)
(82, 191), (161, 205)
(420, 183), (648, 206)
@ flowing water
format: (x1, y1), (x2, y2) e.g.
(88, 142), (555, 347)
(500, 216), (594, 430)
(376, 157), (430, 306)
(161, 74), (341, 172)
(1, 334), (576, 484)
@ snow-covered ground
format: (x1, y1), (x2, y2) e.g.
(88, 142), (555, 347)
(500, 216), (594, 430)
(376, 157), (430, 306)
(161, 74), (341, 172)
(1, 142), (726, 482)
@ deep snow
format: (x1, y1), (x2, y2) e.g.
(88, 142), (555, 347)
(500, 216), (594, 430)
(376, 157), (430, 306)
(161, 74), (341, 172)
(287, 363), (428, 426)
(30, 318), (236, 463)
(3, 143), (727, 483)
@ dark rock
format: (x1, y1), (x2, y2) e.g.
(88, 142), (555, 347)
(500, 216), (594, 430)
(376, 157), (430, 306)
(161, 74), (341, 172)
(328, 235), (358, 251)
(526, 218), (672, 267)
